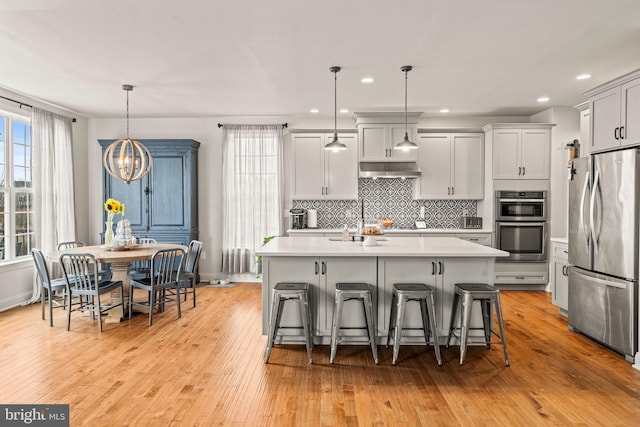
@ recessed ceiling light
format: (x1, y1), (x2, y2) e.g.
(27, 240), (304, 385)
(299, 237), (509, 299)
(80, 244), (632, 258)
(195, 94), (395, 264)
(537, 97), (550, 103)
(440, 108), (449, 113)
(361, 77), (374, 84)
(340, 108), (349, 113)
(576, 74), (591, 80)
(310, 108), (319, 113)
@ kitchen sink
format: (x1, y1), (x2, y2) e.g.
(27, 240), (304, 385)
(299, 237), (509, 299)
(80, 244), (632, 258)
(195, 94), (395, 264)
(328, 237), (389, 242)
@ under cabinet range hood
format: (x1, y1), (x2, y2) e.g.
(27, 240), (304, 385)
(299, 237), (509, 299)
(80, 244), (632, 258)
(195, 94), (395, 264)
(359, 161), (421, 178)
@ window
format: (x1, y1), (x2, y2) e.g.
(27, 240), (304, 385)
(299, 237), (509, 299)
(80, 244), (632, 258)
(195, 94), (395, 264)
(222, 125), (283, 273)
(1, 112), (33, 262)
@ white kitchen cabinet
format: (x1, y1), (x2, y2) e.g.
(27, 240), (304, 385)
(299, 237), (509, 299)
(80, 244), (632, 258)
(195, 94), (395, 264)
(588, 72), (640, 153)
(261, 256), (377, 337)
(575, 102), (591, 158)
(377, 257), (489, 337)
(455, 233), (492, 247)
(485, 124), (553, 180)
(549, 240), (569, 314)
(291, 133), (358, 199)
(414, 133), (484, 199)
(358, 124), (418, 162)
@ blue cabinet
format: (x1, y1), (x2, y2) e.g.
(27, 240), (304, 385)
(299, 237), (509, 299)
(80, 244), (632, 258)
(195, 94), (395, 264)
(99, 139), (200, 245)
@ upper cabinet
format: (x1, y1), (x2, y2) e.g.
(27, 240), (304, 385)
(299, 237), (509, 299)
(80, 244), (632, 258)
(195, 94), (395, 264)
(99, 139), (199, 245)
(414, 132), (484, 199)
(586, 70), (640, 153)
(291, 132), (358, 199)
(358, 124), (418, 161)
(484, 124), (553, 180)
(575, 102), (591, 158)
(354, 112), (421, 162)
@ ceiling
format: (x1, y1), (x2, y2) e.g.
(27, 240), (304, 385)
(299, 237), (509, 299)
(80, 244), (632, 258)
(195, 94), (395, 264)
(1, 0), (639, 120)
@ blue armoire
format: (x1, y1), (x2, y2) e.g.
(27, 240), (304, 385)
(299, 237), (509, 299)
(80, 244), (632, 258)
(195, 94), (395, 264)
(99, 139), (199, 245)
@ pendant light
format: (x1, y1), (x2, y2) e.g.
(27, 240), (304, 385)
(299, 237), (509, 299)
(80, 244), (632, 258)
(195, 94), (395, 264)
(394, 65), (418, 151)
(324, 66), (348, 152)
(103, 84), (153, 184)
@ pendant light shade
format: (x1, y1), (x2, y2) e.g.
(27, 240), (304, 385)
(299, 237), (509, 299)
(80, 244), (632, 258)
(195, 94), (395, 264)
(324, 66), (347, 152)
(394, 65), (418, 151)
(103, 85), (153, 184)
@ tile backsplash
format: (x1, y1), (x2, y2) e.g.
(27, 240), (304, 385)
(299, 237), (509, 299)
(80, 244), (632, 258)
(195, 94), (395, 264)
(293, 178), (477, 229)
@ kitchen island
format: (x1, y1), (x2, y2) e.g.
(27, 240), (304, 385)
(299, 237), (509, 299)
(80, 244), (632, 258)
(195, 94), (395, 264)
(256, 236), (509, 344)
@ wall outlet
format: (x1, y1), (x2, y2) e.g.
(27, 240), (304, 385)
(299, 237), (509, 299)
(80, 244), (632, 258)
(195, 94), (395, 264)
(200, 251), (206, 260)
(345, 209), (351, 219)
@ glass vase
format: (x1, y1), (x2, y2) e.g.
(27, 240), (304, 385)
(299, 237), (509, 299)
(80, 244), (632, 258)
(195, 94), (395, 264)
(105, 216), (114, 246)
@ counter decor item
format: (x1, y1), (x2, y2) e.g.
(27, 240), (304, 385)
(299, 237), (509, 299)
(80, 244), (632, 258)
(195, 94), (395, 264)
(104, 197), (125, 247)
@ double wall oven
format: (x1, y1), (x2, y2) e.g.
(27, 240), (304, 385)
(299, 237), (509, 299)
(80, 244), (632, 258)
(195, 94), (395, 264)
(495, 191), (548, 262)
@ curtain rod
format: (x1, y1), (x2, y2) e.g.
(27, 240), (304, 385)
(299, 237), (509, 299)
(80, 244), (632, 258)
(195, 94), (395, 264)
(218, 122), (287, 128)
(0, 94), (76, 122)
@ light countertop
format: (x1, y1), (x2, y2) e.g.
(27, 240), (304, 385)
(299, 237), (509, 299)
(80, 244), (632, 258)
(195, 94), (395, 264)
(287, 228), (492, 235)
(550, 237), (568, 244)
(257, 236), (509, 258)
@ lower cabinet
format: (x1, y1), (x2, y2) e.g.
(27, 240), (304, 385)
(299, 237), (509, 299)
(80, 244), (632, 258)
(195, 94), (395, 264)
(262, 255), (494, 343)
(377, 257), (490, 338)
(261, 257), (377, 337)
(550, 241), (569, 314)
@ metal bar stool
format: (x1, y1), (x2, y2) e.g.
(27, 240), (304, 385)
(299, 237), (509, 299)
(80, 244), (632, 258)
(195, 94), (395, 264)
(330, 283), (379, 364)
(265, 283), (313, 364)
(386, 283), (442, 365)
(446, 283), (509, 366)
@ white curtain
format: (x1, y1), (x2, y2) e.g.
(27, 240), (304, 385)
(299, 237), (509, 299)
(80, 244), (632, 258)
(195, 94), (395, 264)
(26, 107), (76, 303)
(222, 124), (283, 273)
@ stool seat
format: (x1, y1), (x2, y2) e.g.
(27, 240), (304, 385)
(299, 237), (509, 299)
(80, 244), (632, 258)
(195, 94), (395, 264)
(447, 282), (509, 366)
(387, 283), (442, 365)
(330, 283), (378, 364)
(265, 282), (313, 364)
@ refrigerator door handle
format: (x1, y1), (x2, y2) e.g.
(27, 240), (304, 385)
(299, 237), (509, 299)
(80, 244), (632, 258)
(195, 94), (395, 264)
(579, 170), (591, 252)
(589, 169), (600, 251)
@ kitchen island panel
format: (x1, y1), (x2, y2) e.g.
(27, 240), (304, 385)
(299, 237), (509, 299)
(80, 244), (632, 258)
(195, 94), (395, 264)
(261, 256), (377, 338)
(378, 257), (492, 338)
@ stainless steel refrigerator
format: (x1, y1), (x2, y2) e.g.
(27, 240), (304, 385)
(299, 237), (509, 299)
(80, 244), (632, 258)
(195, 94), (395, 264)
(568, 148), (639, 363)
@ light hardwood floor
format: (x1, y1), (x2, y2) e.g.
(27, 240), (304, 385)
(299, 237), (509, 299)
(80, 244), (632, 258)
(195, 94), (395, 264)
(1, 284), (640, 426)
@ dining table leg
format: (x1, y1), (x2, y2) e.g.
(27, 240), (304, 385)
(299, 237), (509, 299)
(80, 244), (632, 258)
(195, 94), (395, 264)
(105, 261), (131, 323)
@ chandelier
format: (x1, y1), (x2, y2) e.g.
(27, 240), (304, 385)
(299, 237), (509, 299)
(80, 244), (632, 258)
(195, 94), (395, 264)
(103, 84), (152, 184)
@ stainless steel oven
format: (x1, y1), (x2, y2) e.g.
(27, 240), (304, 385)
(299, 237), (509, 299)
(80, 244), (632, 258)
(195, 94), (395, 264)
(495, 191), (548, 262)
(496, 191), (547, 221)
(495, 221), (547, 262)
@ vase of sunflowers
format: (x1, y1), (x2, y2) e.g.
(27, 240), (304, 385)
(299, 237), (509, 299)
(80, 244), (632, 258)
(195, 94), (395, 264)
(104, 198), (125, 246)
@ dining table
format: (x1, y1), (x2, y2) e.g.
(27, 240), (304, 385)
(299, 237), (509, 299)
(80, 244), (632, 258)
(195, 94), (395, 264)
(57, 243), (186, 323)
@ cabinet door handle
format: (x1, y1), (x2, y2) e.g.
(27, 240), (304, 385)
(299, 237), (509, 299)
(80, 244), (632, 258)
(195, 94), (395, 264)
(451, 187), (454, 195)
(431, 261), (436, 275)
(562, 265), (568, 276)
(438, 261), (443, 275)
(522, 166), (525, 176)
(322, 261), (326, 275)
(518, 166), (522, 176)
(315, 261), (319, 275)
(620, 126), (625, 139)
(447, 187), (450, 195)
(469, 238), (479, 241)
(615, 127), (620, 140)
